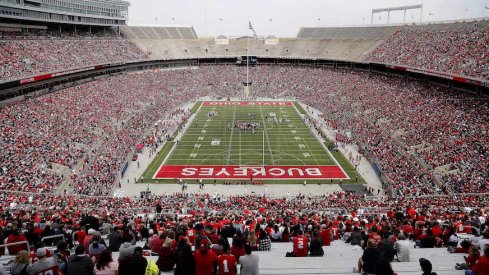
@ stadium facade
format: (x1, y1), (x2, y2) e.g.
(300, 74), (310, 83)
(0, 0), (129, 27)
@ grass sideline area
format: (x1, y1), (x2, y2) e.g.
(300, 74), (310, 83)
(140, 101), (365, 184)
(141, 142), (175, 183)
(293, 101), (308, 115)
(190, 101), (202, 113)
(324, 140), (365, 184)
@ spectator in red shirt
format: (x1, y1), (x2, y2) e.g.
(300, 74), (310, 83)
(217, 245), (237, 275)
(151, 234), (164, 255)
(292, 230), (308, 257)
(186, 224), (197, 245)
(431, 222), (442, 238)
(368, 226), (382, 246)
(6, 229), (28, 256)
(467, 247), (489, 275)
(194, 239), (217, 275)
(83, 228), (95, 249)
(75, 226), (86, 247)
(231, 231), (246, 262)
(319, 225), (331, 246)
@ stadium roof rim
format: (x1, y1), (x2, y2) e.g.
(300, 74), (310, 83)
(299, 16), (489, 30)
(126, 24), (194, 28)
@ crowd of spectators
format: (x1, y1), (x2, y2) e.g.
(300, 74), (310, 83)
(365, 21), (489, 80)
(1, 65), (487, 198)
(0, 30), (148, 81)
(0, 190), (488, 274)
(274, 67), (488, 196)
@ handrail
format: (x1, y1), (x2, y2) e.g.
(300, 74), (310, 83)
(0, 241), (30, 253)
(41, 234), (65, 244)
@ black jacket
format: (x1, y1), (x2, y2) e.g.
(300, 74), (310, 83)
(65, 254), (95, 275)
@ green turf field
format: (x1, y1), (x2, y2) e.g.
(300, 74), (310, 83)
(142, 101), (364, 184)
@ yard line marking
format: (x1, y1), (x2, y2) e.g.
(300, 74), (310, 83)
(259, 105), (275, 165)
(239, 128), (241, 165)
(226, 105), (237, 165)
(290, 102), (327, 167)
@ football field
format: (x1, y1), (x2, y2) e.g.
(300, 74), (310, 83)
(143, 101), (362, 183)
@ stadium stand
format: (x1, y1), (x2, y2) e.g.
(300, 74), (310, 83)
(126, 36), (384, 60)
(0, 14), (488, 274)
(364, 20), (489, 80)
(119, 26), (198, 39)
(297, 26), (398, 40)
(0, 191), (486, 274)
(0, 31), (148, 81)
(1, 66), (487, 198)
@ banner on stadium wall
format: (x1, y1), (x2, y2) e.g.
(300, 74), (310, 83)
(202, 101), (293, 106)
(153, 165), (348, 180)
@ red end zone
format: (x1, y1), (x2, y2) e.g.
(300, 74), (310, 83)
(154, 165), (348, 180)
(203, 101), (293, 106)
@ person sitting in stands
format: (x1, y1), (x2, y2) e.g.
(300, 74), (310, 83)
(419, 258), (437, 275)
(239, 244), (259, 275)
(394, 233), (411, 262)
(358, 239), (380, 274)
(309, 231), (324, 257)
(374, 258), (396, 275)
(465, 247), (489, 275)
(217, 244), (237, 275)
(292, 230), (308, 257)
(194, 239), (217, 275)
(257, 229), (271, 252)
(349, 226), (362, 246)
(156, 238), (175, 272)
(31, 248), (58, 275)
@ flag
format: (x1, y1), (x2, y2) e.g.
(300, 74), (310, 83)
(248, 21), (257, 38)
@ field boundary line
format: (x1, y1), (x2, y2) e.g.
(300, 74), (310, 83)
(293, 101), (350, 179)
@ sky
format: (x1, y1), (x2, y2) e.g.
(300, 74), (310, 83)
(128, 0), (489, 37)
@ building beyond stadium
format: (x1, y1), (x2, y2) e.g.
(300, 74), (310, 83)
(0, 0), (129, 27)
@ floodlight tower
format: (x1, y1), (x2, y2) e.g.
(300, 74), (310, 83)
(371, 4), (423, 24)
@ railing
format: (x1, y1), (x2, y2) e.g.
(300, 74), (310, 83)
(41, 234), (65, 245)
(0, 240), (30, 253)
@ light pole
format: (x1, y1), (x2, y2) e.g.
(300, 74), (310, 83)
(269, 18), (272, 36)
(219, 18), (223, 35)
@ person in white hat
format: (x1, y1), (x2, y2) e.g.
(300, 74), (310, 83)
(31, 248), (58, 274)
(147, 229), (159, 249)
(83, 228), (95, 249)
